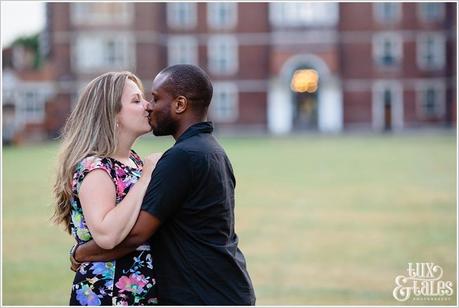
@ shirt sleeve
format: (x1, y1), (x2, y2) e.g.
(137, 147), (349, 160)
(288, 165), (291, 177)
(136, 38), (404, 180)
(74, 156), (113, 194)
(141, 147), (192, 222)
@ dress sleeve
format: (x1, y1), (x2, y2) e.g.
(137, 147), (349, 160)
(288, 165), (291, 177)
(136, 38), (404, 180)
(141, 148), (192, 222)
(73, 156), (114, 194)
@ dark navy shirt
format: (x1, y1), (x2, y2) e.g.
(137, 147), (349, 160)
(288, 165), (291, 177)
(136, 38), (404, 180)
(141, 122), (256, 305)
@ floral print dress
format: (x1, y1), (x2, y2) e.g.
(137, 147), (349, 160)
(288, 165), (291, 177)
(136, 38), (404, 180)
(69, 150), (157, 306)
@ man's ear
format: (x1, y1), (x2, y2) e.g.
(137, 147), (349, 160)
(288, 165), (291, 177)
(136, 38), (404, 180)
(175, 96), (188, 114)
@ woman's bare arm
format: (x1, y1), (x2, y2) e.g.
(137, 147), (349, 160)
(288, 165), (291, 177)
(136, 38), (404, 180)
(79, 170), (151, 249)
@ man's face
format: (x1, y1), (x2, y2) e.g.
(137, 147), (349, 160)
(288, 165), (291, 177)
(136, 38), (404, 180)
(149, 73), (178, 136)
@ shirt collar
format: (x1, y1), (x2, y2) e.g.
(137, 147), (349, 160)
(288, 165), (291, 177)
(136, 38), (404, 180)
(175, 121), (214, 144)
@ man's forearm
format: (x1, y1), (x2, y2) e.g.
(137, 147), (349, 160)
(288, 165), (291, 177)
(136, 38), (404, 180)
(74, 211), (161, 263)
(75, 235), (142, 262)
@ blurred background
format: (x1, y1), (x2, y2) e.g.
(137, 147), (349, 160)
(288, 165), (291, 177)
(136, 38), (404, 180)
(2, 2), (457, 141)
(2, 1), (457, 306)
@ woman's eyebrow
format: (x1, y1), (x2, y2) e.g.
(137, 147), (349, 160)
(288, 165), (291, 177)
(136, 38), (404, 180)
(131, 93), (141, 99)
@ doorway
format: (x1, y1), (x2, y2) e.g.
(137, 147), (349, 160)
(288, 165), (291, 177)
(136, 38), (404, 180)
(290, 68), (319, 130)
(383, 89), (392, 131)
(294, 91), (318, 130)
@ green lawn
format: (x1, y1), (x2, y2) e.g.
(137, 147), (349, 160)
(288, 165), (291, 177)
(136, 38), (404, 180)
(2, 133), (457, 305)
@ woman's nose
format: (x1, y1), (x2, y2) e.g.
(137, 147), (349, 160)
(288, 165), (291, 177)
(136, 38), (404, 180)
(144, 99), (153, 111)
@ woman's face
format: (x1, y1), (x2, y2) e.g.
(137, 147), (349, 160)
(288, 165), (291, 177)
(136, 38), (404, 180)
(117, 79), (152, 137)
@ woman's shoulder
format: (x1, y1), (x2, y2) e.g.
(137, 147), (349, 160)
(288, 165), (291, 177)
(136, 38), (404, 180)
(76, 155), (114, 174)
(72, 155), (115, 193)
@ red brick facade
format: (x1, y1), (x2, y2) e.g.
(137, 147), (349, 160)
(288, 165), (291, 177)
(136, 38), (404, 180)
(5, 2), (455, 142)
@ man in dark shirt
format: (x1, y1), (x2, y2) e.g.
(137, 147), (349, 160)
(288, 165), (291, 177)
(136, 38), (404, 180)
(71, 65), (256, 305)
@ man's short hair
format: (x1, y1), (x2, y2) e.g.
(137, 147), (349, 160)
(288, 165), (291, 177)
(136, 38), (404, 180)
(159, 64), (213, 114)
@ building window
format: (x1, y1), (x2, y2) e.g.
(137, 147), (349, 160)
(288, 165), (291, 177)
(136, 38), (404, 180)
(18, 90), (45, 123)
(270, 3), (338, 27)
(167, 2), (197, 29)
(373, 32), (403, 67)
(374, 3), (401, 23)
(418, 3), (445, 23)
(167, 36), (198, 66)
(372, 81), (404, 130)
(73, 34), (134, 73)
(207, 3), (237, 29)
(3, 89), (14, 102)
(417, 33), (446, 70)
(71, 3), (133, 25)
(416, 82), (446, 118)
(210, 82), (238, 122)
(208, 36), (238, 75)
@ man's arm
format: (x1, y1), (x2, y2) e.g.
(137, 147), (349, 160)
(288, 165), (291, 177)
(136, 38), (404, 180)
(74, 211), (160, 263)
(72, 147), (191, 268)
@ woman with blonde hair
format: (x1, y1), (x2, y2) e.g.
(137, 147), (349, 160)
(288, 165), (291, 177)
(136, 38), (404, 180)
(53, 71), (160, 305)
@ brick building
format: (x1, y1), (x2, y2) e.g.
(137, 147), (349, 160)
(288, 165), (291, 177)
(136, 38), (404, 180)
(3, 2), (457, 142)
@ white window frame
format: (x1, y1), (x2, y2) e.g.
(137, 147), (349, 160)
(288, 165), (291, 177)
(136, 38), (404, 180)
(415, 81), (446, 119)
(208, 35), (238, 75)
(373, 32), (403, 68)
(416, 32), (446, 71)
(3, 88), (14, 103)
(210, 82), (239, 122)
(70, 3), (133, 25)
(207, 2), (237, 30)
(372, 80), (404, 131)
(16, 84), (53, 125)
(417, 3), (445, 23)
(373, 3), (402, 24)
(72, 33), (135, 73)
(20, 90), (45, 123)
(269, 3), (338, 27)
(167, 36), (198, 66)
(167, 2), (197, 29)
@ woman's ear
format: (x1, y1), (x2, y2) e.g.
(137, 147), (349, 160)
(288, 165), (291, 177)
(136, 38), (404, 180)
(175, 96), (188, 114)
(115, 115), (120, 128)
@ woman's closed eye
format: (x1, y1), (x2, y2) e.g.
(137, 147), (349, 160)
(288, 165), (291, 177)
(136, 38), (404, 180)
(133, 94), (143, 103)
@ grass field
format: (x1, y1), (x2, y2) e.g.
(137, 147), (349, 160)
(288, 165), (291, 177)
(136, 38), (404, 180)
(2, 133), (457, 305)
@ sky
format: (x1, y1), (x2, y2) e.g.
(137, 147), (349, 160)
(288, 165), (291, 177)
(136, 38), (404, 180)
(1, 1), (45, 47)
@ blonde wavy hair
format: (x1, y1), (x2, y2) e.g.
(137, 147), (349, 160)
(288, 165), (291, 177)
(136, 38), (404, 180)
(52, 71), (144, 233)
